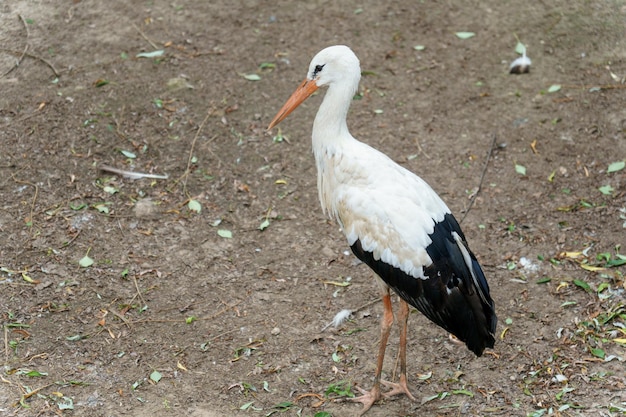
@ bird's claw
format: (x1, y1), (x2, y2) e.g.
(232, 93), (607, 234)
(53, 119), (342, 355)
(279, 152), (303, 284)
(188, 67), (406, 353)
(351, 377), (416, 415)
(350, 384), (382, 416)
(380, 376), (417, 402)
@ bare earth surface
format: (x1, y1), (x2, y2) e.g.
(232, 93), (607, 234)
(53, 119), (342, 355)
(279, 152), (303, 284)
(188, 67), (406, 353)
(1, 1), (626, 416)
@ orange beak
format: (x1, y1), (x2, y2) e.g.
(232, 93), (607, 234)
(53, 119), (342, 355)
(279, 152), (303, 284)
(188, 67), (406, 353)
(267, 78), (319, 130)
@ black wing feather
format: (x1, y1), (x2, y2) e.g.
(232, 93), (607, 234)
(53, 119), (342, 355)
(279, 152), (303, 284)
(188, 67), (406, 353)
(350, 213), (496, 356)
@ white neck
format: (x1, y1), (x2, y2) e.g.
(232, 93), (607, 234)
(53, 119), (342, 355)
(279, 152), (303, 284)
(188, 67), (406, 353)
(310, 81), (358, 219)
(311, 82), (356, 157)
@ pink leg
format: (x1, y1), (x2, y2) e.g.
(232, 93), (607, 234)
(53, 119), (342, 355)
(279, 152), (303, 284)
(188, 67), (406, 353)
(352, 287), (394, 415)
(380, 299), (416, 401)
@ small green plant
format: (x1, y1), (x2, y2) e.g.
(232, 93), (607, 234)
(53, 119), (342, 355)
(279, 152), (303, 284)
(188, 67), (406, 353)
(324, 380), (355, 398)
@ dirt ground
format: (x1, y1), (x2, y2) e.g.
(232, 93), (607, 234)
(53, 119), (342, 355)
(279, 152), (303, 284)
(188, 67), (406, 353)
(1, 1), (625, 416)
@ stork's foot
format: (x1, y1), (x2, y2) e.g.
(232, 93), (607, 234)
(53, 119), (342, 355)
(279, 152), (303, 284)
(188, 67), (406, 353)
(380, 375), (417, 402)
(351, 377), (416, 415)
(351, 383), (382, 416)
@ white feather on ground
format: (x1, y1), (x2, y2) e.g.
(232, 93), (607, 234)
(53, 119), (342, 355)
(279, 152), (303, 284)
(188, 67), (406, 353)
(322, 309), (353, 331)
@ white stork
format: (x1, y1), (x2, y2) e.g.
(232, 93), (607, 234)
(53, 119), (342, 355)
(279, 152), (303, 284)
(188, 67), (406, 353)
(268, 45), (496, 414)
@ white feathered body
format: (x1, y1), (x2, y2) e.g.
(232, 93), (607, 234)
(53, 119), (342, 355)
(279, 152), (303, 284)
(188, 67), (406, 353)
(315, 136), (449, 278)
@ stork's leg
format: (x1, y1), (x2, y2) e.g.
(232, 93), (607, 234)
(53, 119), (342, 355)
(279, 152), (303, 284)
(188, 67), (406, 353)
(380, 299), (416, 401)
(351, 287), (394, 415)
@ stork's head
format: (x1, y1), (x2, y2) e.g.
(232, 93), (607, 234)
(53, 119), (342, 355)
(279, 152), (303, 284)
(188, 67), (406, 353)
(307, 45), (361, 91)
(267, 45), (361, 130)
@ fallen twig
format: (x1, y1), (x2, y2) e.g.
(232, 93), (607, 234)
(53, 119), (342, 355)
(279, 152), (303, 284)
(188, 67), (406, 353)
(110, 309), (132, 328)
(133, 23), (159, 50)
(1, 14), (29, 78)
(99, 164), (168, 180)
(460, 132), (498, 224)
(132, 275), (147, 310)
(13, 382), (56, 407)
(413, 137), (431, 159)
(171, 109), (214, 196)
(0, 47), (59, 78)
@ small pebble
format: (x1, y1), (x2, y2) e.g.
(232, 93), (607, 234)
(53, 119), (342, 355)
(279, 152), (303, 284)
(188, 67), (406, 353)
(134, 198), (159, 218)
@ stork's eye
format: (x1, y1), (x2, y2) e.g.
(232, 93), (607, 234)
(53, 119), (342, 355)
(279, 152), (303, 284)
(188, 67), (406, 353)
(313, 64), (325, 77)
